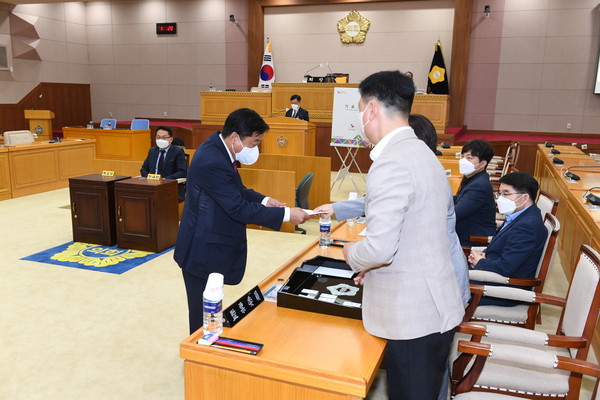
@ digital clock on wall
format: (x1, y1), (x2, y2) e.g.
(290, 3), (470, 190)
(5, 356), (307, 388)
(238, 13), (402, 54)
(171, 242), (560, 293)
(156, 23), (177, 35)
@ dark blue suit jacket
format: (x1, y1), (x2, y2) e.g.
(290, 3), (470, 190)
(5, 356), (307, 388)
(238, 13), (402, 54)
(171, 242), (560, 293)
(453, 171), (497, 246)
(472, 204), (547, 306)
(173, 132), (284, 284)
(140, 145), (187, 180)
(285, 107), (309, 121)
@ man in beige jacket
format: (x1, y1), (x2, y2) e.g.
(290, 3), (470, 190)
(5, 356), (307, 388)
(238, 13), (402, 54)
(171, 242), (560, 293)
(343, 71), (464, 400)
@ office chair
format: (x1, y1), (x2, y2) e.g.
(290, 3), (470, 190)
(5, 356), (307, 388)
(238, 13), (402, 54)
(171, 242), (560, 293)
(295, 173), (313, 234)
(3, 130), (35, 144)
(100, 119), (116, 129)
(130, 119), (150, 130)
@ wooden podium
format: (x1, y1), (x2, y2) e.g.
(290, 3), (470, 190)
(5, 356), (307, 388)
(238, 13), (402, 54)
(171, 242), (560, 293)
(114, 177), (179, 253)
(261, 117), (315, 156)
(24, 110), (55, 141)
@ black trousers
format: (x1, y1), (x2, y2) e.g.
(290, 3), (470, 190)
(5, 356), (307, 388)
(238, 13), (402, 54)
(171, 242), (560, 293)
(181, 270), (209, 335)
(385, 327), (457, 400)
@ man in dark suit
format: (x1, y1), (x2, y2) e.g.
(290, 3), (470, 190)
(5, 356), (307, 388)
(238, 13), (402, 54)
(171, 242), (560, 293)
(468, 172), (548, 306)
(284, 94), (309, 121)
(174, 108), (310, 334)
(140, 126), (187, 200)
(454, 139), (497, 245)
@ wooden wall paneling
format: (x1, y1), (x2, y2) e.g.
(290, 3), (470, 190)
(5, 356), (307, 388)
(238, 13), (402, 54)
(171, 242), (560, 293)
(0, 149), (11, 200)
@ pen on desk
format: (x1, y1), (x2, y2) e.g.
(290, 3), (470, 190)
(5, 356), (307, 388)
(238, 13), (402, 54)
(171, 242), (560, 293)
(215, 338), (261, 351)
(211, 344), (257, 354)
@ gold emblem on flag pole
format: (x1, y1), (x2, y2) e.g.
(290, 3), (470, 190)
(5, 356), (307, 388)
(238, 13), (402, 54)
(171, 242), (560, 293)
(337, 10), (370, 44)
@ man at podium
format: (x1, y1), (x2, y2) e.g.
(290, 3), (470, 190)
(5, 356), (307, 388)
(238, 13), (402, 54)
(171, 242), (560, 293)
(285, 94), (310, 121)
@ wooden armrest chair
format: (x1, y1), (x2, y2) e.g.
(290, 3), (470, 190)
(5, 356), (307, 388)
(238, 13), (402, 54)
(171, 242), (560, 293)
(453, 340), (600, 400)
(451, 244), (600, 400)
(465, 213), (560, 329)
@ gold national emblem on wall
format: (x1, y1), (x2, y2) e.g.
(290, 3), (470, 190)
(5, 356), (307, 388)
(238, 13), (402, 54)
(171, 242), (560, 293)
(337, 10), (370, 44)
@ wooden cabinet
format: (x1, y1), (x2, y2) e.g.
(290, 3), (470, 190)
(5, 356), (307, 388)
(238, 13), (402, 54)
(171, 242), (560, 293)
(114, 177), (179, 253)
(69, 174), (131, 246)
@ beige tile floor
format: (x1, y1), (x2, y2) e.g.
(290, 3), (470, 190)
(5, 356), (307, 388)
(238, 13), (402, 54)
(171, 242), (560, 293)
(0, 172), (594, 399)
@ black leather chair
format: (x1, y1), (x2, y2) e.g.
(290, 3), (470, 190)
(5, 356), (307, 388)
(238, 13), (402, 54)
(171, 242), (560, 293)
(295, 173), (313, 234)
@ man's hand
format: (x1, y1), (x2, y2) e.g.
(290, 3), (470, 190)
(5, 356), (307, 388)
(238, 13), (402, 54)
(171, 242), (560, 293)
(313, 204), (335, 219)
(266, 198), (286, 207)
(468, 251), (485, 268)
(353, 271), (365, 285)
(289, 208), (310, 225)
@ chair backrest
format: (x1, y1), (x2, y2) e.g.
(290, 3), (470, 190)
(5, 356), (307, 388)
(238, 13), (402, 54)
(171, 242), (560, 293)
(3, 130), (34, 144)
(534, 213), (560, 286)
(130, 119), (150, 130)
(295, 173), (314, 209)
(559, 244), (600, 360)
(100, 118), (116, 129)
(500, 142), (519, 176)
(537, 190), (559, 218)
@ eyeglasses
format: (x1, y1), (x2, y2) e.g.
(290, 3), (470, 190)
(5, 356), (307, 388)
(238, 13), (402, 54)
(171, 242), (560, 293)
(495, 192), (525, 200)
(156, 136), (171, 140)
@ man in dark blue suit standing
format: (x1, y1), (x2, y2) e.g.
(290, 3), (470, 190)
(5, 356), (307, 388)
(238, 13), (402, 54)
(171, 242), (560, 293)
(454, 139), (497, 245)
(174, 108), (310, 334)
(468, 172), (548, 306)
(140, 126), (187, 200)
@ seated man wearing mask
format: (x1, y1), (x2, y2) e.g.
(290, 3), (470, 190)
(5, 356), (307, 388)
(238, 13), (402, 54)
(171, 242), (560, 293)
(454, 139), (497, 245)
(285, 94), (309, 121)
(468, 172), (547, 307)
(141, 126), (187, 200)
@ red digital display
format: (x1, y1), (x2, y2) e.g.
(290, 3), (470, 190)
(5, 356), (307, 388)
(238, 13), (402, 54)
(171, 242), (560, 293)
(156, 23), (177, 35)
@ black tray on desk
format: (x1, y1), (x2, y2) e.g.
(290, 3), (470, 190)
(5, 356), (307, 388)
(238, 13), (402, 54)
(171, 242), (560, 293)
(277, 256), (362, 320)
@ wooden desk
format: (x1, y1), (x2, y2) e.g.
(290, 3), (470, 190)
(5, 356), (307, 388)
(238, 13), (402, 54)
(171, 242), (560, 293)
(437, 145), (462, 157)
(0, 148), (10, 200)
(200, 91), (272, 123)
(262, 117), (316, 156)
(534, 144), (600, 275)
(4, 139), (95, 199)
(180, 222), (386, 400)
(62, 127), (151, 161)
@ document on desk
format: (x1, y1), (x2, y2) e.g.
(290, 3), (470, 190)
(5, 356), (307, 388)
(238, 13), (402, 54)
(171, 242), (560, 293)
(314, 266), (354, 279)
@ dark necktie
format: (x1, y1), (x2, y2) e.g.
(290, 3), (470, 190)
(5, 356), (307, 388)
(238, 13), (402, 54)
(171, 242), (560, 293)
(158, 150), (165, 175)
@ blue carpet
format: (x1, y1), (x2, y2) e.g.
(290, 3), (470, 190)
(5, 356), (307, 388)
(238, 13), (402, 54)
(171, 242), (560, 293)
(21, 242), (172, 274)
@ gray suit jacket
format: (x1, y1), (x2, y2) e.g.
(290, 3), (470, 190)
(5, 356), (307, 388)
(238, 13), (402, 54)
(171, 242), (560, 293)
(346, 128), (464, 340)
(334, 191), (470, 305)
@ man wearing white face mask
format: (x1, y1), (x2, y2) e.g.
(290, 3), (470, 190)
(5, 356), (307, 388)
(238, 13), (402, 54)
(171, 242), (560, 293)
(453, 139), (496, 245)
(284, 94), (309, 121)
(342, 71), (464, 400)
(141, 126), (187, 199)
(468, 172), (547, 307)
(174, 108), (310, 334)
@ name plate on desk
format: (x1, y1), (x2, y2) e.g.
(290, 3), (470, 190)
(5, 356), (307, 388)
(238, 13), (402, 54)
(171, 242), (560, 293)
(101, 170), (115, 177)
(147, 174), (161, 180)
(223, 285), (264, 328)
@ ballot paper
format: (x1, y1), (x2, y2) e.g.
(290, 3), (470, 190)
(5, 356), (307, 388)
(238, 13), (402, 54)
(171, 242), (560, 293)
(303, 209), (328, 215)
(314, 266), (354, 279)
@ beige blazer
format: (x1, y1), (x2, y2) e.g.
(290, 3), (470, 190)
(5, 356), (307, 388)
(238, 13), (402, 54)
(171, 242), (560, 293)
(347, 128), (464, 341)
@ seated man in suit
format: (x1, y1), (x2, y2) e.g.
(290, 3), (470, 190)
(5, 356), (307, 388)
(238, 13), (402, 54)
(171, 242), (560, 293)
(468, 172), (548, 306)
(454, 139), (497, 245)
(285, 94), (309, 121)
(140, 126), (187, 200)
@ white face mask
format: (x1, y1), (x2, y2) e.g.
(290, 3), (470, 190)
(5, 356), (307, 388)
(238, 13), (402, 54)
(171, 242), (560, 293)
(459, 158), (477, 176)
(291, 103), (300, 111)
(357, 104), (371, 138)
(156, 139), (170, 149)
(496, 194), (523, 215)
(234, 135), (259, 165)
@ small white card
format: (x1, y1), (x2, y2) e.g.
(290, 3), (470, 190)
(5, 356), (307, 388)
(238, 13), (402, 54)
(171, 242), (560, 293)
(314, 266), (354, 279)
(303, 209), (328, 215)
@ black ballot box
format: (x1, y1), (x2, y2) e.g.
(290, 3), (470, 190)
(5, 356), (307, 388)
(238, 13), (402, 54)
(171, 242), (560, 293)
(277, 256), (362, 320)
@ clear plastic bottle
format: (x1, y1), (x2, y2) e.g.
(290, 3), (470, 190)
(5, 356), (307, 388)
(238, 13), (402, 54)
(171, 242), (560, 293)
(319, 216), (331, 248)
(203, 273), (224, 335)
(209, 82), (214, 91)
(87, 121), (93, 129)
(346, 192), (358, 226)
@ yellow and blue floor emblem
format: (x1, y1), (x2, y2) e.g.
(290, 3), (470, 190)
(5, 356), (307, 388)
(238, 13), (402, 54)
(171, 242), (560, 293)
(22, 242), (172, 274)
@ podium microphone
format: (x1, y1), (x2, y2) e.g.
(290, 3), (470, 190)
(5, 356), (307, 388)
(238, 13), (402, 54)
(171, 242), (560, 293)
(304, 63), (325, 78)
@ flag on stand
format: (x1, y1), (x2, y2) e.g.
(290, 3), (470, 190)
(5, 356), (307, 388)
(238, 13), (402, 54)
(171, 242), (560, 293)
(427, 40), (449, 94)
(258, 39), (275, 88)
